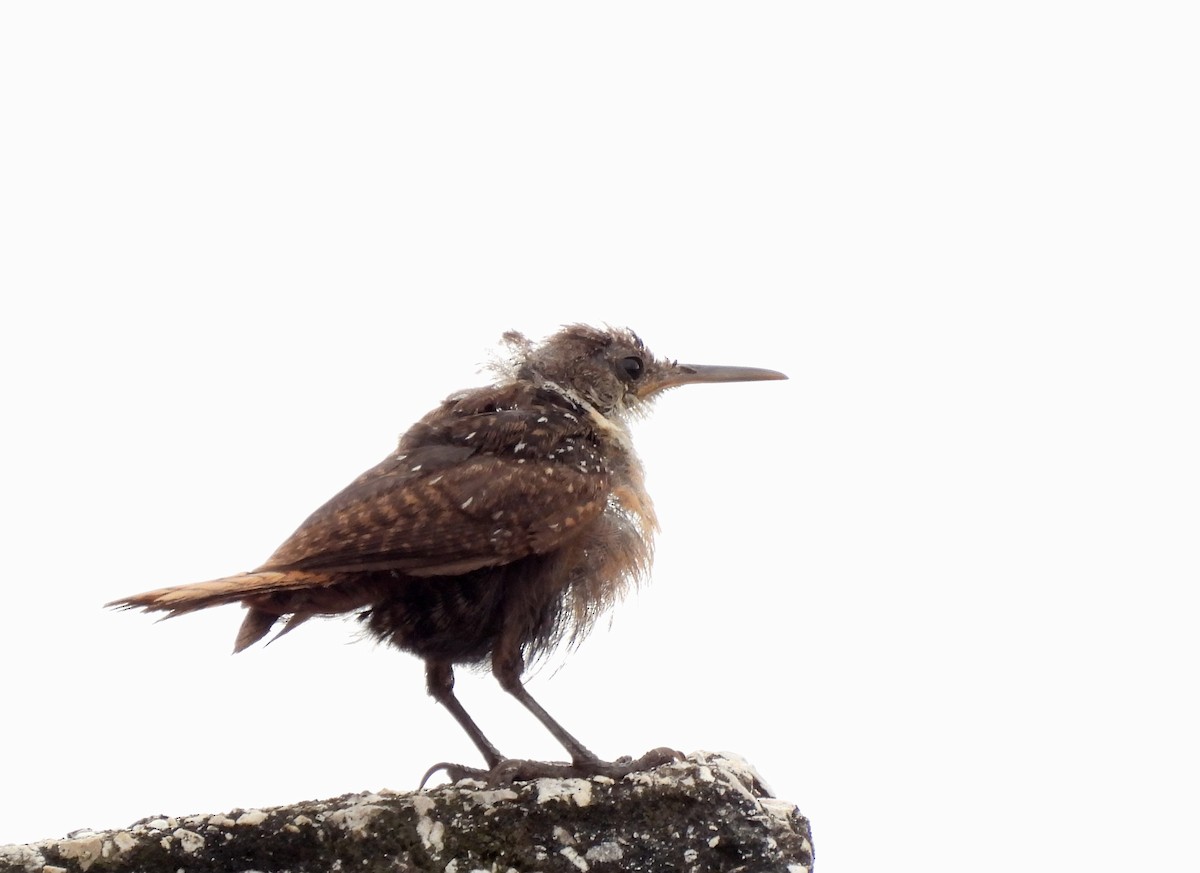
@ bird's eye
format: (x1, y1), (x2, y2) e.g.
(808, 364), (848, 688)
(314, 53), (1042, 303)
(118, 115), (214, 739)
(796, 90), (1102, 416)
(618, 356), (645, 380)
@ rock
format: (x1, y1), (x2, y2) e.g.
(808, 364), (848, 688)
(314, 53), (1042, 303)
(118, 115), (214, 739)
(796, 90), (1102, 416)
(0, 751), (813, 872)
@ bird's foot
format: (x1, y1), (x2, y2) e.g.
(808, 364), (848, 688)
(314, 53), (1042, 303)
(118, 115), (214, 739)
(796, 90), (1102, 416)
(421, 746), (682, 788)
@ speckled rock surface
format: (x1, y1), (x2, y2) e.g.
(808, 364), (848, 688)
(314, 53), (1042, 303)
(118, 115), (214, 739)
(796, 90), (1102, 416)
(0, 751), (813, 873)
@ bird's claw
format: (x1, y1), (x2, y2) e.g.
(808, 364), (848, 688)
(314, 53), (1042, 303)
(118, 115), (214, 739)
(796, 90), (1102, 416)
(420, 747), (684, 789)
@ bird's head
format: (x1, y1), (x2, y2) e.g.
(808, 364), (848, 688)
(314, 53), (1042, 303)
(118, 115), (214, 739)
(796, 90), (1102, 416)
(506, 324), (787, 420)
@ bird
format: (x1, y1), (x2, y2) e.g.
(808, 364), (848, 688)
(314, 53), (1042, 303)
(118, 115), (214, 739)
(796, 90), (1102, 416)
(109, 324), (787, 783)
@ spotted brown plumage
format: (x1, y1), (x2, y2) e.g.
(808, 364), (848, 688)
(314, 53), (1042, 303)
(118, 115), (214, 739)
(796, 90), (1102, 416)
(109, 324), (787, 782)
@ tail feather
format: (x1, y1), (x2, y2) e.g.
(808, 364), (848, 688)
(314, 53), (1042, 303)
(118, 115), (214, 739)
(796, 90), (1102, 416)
(109, 570), (391, 652)
(105, 570), (335, 619)
(232, 606), (277, 652)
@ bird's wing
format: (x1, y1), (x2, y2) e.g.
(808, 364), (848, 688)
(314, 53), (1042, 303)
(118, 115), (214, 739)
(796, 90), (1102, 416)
(258, 408), (610, 576)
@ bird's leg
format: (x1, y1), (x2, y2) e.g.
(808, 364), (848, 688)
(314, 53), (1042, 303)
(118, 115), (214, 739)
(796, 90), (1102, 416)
(424, 660), (505, 768)
(485, 651), (683, 784)
(492, 649), (600, 766)
(422, 651), (682, 788)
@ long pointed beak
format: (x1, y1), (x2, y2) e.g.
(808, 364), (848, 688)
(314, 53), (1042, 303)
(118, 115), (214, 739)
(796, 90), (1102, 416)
(638, 362), (788, 398)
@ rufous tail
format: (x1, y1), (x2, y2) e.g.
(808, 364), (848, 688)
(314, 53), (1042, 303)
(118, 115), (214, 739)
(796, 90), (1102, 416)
(106, 570), (338, 652)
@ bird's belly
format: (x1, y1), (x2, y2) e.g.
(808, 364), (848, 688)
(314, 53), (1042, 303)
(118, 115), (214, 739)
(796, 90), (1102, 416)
(358, 555), (566, 666)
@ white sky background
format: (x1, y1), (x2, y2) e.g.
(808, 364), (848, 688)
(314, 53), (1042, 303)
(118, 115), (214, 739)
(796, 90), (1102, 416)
(1, 3), (1197, 870)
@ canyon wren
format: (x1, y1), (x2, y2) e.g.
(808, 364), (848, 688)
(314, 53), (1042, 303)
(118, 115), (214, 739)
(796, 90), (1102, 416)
(109, 324), (787, 783)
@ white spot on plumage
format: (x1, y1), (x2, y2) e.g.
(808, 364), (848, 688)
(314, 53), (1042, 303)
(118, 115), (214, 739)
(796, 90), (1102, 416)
(461, 497), (474, 509)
